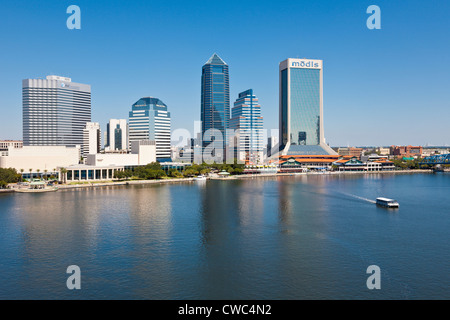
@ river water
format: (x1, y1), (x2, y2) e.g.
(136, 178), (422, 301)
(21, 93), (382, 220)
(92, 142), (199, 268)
(0, 173), (449, 299)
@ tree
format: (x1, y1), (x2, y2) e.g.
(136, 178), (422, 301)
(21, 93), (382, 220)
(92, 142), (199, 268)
(36, 169), (40, 179)
(0, 168), (21, 184)
(29, 168), (33, 180)
(60, 168), (68, 184)
(168, 169), (183, 178)
(182, 168), (198, 177)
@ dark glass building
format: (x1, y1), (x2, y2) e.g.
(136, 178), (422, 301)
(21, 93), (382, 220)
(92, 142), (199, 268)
(201, 53), (230, 160)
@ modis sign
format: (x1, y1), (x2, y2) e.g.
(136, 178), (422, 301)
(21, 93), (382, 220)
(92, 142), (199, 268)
(290, 59), (322, 69)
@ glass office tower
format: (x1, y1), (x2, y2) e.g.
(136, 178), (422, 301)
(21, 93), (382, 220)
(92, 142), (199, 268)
(201, 53), (230, 159)
(106, 119), (128, 151)
(230, 89), (264, 164)
(129, 97), (171, 160)
(279, 58), (336, 155)
(22, 75), (91, 147)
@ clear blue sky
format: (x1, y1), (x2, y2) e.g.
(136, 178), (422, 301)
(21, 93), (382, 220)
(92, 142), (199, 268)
(0, 0), (449, 146)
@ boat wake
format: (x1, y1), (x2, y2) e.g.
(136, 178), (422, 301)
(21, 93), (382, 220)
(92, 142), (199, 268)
(338, 192), (376, 204)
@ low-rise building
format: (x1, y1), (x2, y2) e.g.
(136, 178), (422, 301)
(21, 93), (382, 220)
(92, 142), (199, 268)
(279, 155), (340, 172)
(86, 140), (156, 166)
(390, 145), (423, 158)
(0, 145), (80, 178)
(338, 147), (363, 159)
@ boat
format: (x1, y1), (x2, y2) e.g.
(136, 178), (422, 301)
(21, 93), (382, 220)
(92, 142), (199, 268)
(376, 197), (399, 208)
(193, 175), (207, 181)
(15, 179), (58, 193)
(16, 186), (58, 193)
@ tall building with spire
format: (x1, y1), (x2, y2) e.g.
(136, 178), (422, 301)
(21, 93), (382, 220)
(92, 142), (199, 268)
(201, 53), (230, 161)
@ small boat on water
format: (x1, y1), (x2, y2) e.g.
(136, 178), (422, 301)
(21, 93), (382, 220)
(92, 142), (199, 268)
(376, 197), (399, 208)
(193, 175), (207, 181)
(15, 180), (58, 193)
(16, 187), (58, 193)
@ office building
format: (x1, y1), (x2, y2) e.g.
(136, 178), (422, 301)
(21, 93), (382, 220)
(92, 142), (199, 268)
(267, 136), (279, 158)
(390, 145), (423, 159)
(22, 75), (91, 147)
(229, 89), (264, 164)
(279, 59), (336, 155)
(129, 97), (171, 160)
(201, 53), (230, 160)
(105, 119), (128, 151)
(338, 147), (363, 159)
(82, 122), (101, 157)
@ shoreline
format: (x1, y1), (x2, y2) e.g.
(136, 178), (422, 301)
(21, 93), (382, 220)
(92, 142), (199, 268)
(2, 168), (444, 193)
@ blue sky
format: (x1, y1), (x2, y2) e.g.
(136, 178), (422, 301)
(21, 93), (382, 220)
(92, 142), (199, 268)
(0, 0), (449, 146)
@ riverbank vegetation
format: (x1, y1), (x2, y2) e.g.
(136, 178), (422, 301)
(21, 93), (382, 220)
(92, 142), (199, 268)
(0, 168), (21, 188)
(113, 161), (245, 181)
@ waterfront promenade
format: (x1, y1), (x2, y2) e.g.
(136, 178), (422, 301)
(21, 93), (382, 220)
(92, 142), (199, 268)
(1, 168), (440, 193)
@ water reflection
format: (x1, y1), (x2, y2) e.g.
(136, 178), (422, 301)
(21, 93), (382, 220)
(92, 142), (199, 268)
(0, 174), (448, 299)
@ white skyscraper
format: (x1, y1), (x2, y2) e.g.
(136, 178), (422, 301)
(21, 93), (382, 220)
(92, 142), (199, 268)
(105, 119), (128, 151)
(82, 122), (101, 157)
(22, 75), (91, 147)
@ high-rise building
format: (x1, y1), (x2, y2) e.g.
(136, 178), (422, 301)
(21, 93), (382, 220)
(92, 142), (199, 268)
(279, 59), (336, 155)
(128, 97), (171, 160)
(201, 53), (230, 160)
(267, 136), (279, 158)
(105, 119), (128, 151)
(82, 122), (101, 157)
(22, 75), (91, 147)
(230, 89), (264, 164)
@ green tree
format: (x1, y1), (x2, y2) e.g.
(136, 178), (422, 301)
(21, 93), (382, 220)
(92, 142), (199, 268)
(182, 168), (198, 177)
(168, 169), (183, 178)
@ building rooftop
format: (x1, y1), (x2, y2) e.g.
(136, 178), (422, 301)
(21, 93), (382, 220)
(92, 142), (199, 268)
(205, 53), (227, 65)
(285, 145), (337, 156)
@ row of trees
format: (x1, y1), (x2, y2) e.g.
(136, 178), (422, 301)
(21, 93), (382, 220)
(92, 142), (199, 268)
(113, 161), (246, 181)
(0, 168), (22, 189)
(392, 158), (425, 169)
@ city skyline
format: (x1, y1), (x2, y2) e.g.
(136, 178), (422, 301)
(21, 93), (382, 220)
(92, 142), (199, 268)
(1, 0), (449, 146)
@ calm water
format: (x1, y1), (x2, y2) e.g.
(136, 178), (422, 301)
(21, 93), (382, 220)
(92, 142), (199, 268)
(0, 173), (449, 299)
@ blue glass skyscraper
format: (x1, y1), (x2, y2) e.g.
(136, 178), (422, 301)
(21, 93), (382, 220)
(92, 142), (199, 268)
(230, 89), (264, 164)
(279, 58), (336, 155)
(129, 97), (171, 160)
(201, 53), (230, 159)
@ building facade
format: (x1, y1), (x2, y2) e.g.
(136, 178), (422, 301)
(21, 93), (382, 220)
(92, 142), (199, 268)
(229, 89), (264, 164)
(201, 53), (230, 161)
(106, 119), (128, 151)
(279, 59), (335, 156)
(0, 140), (23, 156)
(0, 145), (80, 177)
(82, 122), (101, 157)
(22, 75), (91, 147)
(390, 145), (423, 158)
(129, 97), (171, 160)
(338, 147), (363, 159)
